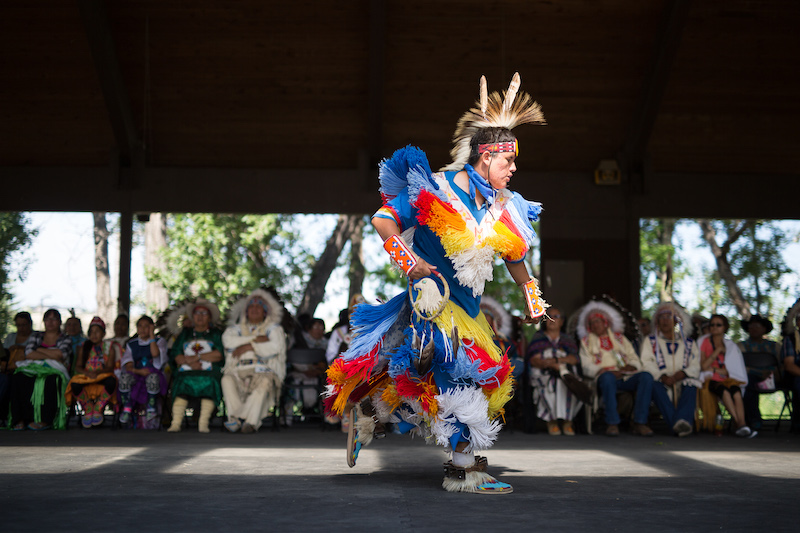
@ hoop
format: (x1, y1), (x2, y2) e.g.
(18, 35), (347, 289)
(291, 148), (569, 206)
(408, 270), (450, 322)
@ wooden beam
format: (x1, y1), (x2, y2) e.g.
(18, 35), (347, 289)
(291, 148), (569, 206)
(1, 165), (798, 220)
(78, 0), (139, 177)
(117, 209), (133, 318)
(364, 0), (386, 190)
(620, 0), (691, 190)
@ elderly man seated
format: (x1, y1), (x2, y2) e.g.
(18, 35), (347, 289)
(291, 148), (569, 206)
(640, 302), (701, 437)
(578, 301), (654, 437)
(221, 288), (287, 433)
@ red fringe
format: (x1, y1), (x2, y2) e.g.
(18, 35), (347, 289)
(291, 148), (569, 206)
(499, 210), (524, 240)
(395, 373), (438, 414)
(415, 189), (457, 226)
(466, 343), (511, 390)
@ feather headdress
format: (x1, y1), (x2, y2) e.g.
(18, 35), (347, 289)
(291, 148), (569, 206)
(227, 288), (283, 328)
(441, 72), (546, 172)
(479, 295), (512, 338)
(781, 297), (800, 336)
(576, 301), (625, 340)
(651, 301), (693, 339)
(160, 298), (221, 337)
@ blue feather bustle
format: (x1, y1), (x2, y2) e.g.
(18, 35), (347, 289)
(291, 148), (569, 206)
(341, 293), (407, 362)
(378, 145), (436, 201)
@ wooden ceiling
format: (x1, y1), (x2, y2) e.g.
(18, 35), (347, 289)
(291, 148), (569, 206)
(1, 0), (798, 216)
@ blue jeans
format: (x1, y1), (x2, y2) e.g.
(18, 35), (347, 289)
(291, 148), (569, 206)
(597, 371), (654, 426)
(652, 382), (697, 431)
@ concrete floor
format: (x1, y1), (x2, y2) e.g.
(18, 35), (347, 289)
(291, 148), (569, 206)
(1, 422), (799, 532)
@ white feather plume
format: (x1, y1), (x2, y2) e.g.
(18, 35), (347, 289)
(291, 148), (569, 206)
(576, 301), (625, 340)
(432, 387), (501, 452)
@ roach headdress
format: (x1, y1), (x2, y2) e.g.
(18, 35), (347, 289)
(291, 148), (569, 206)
(441, 72), (546, 172)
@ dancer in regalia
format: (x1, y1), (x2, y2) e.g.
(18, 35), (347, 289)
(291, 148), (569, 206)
(325, 73), (547, 494)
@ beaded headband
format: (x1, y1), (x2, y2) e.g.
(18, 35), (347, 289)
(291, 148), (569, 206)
(477, 140), (518, 156)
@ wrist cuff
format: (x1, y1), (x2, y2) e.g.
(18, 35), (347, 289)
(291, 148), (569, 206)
(384, 234), (417, 275)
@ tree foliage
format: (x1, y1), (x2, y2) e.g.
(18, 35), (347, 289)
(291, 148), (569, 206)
(148, 213), (313, 312)
(698, 219), (794, 321)
(640, 218), (685, 314)
(0, 212), (37, 337)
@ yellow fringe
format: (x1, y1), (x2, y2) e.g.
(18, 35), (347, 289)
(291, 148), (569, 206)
(433, 302), (502, 362)
(425, 202), (474, 256)
(486, 376), (515, 419)
(489, 221), (527, 261)
(381, 383), (403, 412)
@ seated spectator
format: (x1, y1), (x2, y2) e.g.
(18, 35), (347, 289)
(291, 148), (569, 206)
(10, 309), (72, 430)
(326, 294), (365, 365)
(738, 314), (781, 431)
(2, 312), (37, 426)
(781, 302), (800, 432)
(119, 315), (168, 428)
(221, 289), (287, 434)
(690, 313), (709, 341)
(577, 301), (654, 437)
(481, 296), (523, 381)
(699, 314), (754, 437)
(64, 313), (86, 374)
(168, 299), (225, 433)
(285, 317), (327, 422)
(302, 318), (328, 350)
(110, 314), (131, 379)
(640, 302), (701, 437)
(527, 305), (583, 436)
(65, 317), (120, 428)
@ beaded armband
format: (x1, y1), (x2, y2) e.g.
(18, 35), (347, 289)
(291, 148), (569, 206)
(521, 277), (547, 319)
(383, 234), (417, 275)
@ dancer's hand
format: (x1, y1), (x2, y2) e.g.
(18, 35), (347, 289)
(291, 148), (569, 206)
(408, 257), (437, 280)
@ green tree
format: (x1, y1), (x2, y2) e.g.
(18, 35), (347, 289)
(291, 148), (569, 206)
(0, 212), (37, 337)
(148, 213), (313, 312)
(640, 218), (686, 314)
(699, 219), (794, 320)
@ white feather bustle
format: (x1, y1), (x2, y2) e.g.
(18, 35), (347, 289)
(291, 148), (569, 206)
(479, 296), (512, 338)
(442, 470), (508, 494)
(432, 387), (501, 452)
(651, 301), (693, 338)
(450, 246), (495, 297)
(228, 288), (283, 329)
(576, 301), (625, 340)
(371, 393), (394, 423)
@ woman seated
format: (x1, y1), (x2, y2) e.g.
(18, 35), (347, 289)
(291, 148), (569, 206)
(118, 315), (168, 428)
(528, 306), (584, 436)
(65, 317), (120, 428)
(221, 289), (287, 433)
(698, 314), (755, 438)
(167, 299), (225, 433)
(2, 312), (36, 426)
(10, 309), (72, 430)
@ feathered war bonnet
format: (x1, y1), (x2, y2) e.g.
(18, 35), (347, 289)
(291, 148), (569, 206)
(440, 72), (546, 172)
(479, 295), (512, 338)
(227, 288), (283, 328)
(576, 301), (625, 340)
(652, 301), (693, 338)
(162, 298), (221, 337)
(781, 297), (800, 336)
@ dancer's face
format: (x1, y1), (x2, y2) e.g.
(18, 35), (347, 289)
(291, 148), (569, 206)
(486, 151), (517, 190)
